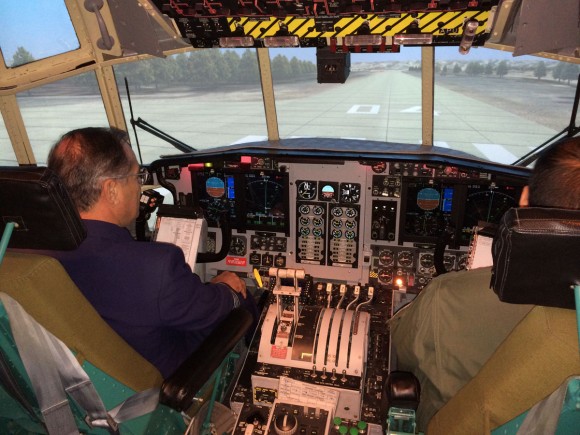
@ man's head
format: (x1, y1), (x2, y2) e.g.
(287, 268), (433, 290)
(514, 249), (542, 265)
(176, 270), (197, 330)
(519, 136), (580, 209)
(48, 127), (142, 227)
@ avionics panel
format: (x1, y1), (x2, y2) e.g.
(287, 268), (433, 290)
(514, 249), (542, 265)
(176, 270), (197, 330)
(191, 168), (238, 227)
(399, 179), (524, 246)
(152, 142), (530, 290)
(399, 179), (457, 244)
(243, 171), (290, 234)
(461, 183), (522, 242)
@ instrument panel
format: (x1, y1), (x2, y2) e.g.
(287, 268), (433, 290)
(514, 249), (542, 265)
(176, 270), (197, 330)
(152, 144), (528, 292)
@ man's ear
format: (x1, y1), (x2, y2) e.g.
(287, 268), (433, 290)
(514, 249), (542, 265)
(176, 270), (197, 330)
(102, 178), (119, 205)
(519, 185), (529, 207)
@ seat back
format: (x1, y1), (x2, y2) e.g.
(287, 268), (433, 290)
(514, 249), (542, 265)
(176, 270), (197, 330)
(491, 207), (580, 309)
(0, 167), (173, 433)
(428, 207), (580, 434)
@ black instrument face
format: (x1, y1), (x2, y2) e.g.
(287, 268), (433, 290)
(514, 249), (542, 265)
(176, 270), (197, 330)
(244, 172), (288, 232)
(340, 183), (361, 204)
(401, 180), (454, 241)
(229, 235), (247, 256)
(297, 180), (317, 200)
(371, 161), (387, 173)
(464, 185), (520, 226)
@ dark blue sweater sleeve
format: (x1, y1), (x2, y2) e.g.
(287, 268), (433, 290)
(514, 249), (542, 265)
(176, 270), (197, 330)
(156, 244), (237, 331)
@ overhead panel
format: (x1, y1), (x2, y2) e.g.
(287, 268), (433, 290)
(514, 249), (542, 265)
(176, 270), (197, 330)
(153, 1), (498, 51)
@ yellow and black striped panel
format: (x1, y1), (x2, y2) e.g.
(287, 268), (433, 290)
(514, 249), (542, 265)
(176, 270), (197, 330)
(228, 10), (491, 39)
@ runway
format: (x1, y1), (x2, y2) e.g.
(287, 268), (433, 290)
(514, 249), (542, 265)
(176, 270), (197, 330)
(1, 69), (575, 165)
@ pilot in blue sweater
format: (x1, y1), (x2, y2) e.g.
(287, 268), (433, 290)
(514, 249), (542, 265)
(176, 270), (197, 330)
(44, 127), (257, 378)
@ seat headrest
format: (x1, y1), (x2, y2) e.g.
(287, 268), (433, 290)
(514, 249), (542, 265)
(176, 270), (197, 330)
(491, 207), (580, 309)
(0, 167), (86, 250)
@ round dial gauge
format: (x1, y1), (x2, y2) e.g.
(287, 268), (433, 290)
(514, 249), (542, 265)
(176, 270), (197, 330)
(299, 204), (310, 215)
(229, 236), (246, 256)
(331, 207), (343, 217)
(372, 162), (387, 173)
(397, 251), (414, 267)
(312, 205), (324, 216)
(340, 183), (361, 203)
(378, 249), (394, 265)
(345, 208), (358, 218)
(443, 255), (456, 271)
(420, 253), (434, 268)
(297, 181), (317, 200)
(378, 268), (393, 283)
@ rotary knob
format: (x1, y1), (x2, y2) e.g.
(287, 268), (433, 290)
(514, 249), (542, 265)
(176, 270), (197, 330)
(274, 412), (298, 435)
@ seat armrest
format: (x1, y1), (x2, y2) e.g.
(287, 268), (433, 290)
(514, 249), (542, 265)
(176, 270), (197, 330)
(159, 307), (253, 412)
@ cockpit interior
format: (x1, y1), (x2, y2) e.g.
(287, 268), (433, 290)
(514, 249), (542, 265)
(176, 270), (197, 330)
(0, 0), (579, 434)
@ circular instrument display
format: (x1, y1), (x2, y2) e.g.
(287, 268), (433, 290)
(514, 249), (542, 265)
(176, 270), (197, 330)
(371, 161), (387, 173)
(312, 217), (323, 227)
(297, 181), (317, 200)
(378, 249), (394, 265)
(420, 253), (434, 268)
(320, 184), (336, 200)
(378, 268), (393, 283)
(206, 176), (225, 198)
(397, 251), (414, 267)
(416, 188), (440, 210)
(340, 183), (361, 203)
(331, 207), (343, 217)
(229, 236), (246, 256)
(443, 255), (456, 271)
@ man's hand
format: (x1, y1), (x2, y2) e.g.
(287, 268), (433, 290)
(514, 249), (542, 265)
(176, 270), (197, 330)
(211, 271), (247, 298)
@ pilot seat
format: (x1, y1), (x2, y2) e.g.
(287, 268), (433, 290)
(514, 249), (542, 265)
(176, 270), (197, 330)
(425, 207), (580, 434)
(0, 166), (253, 434)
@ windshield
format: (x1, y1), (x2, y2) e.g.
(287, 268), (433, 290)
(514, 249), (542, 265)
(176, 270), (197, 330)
(1, 44), (577, 166)
(0, 1), (79, 67)
(113, 46), (577, 164)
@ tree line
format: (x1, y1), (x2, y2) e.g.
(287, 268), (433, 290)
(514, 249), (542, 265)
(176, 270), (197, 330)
(10, 46), (579, 89)
(434, 59), (579, 84)
(9, 47), (316, 90)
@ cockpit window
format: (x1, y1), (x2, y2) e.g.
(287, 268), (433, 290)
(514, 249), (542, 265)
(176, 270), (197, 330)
(0, 1), (79, 67)
(0, 115), (18, 165)
(434, 46), (579, 164)
(272, 48), (422, 144)
(17, 72), (109, 164)
(114, 49), (268, 163)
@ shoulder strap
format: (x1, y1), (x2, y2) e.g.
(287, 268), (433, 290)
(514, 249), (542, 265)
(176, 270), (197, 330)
(0, 293), (160, 434)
